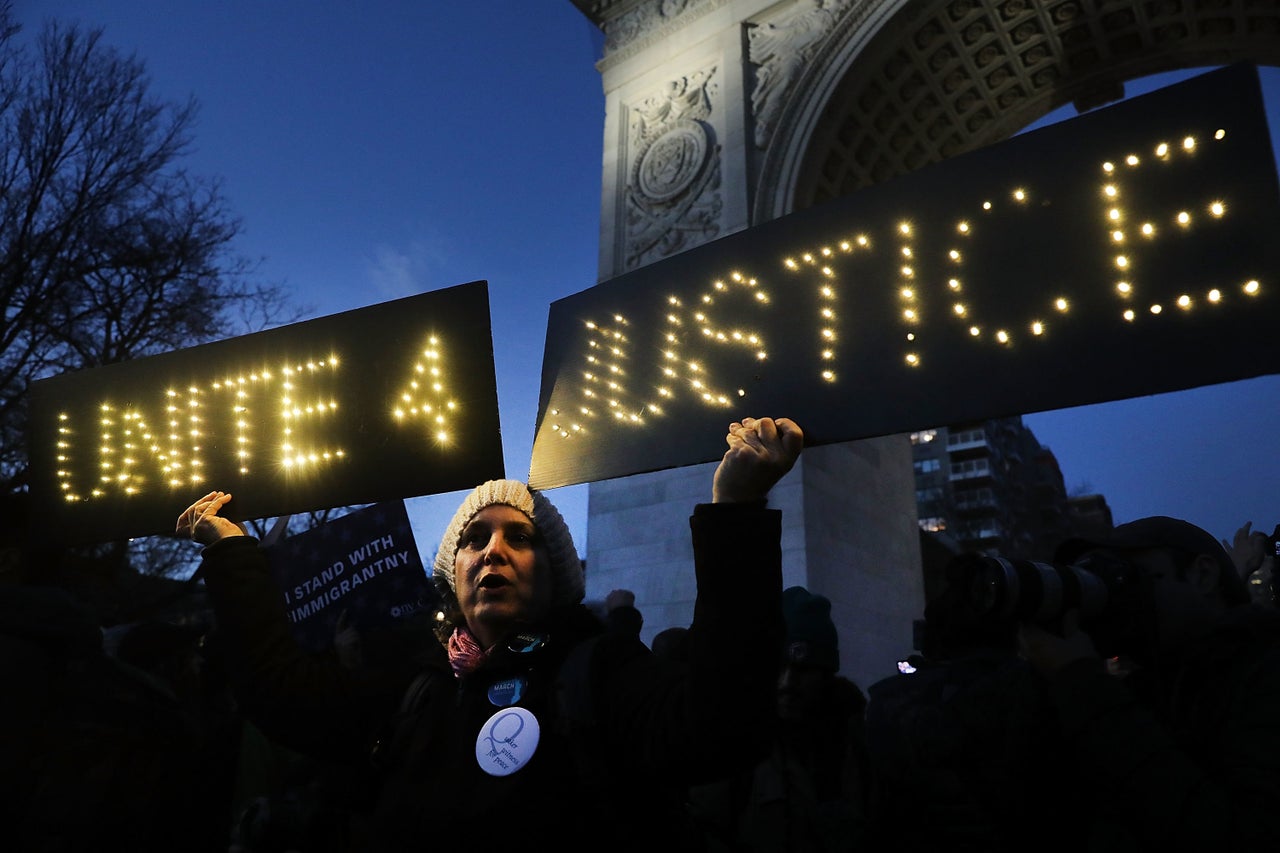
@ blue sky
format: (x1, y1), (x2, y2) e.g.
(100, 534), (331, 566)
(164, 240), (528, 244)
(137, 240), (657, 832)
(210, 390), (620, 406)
(11, 1), (1280, 556)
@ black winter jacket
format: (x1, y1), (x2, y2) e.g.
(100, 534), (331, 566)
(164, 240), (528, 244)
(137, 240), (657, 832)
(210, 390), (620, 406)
(199, 501), (785, 852)
(1044, 604), (1280, 851)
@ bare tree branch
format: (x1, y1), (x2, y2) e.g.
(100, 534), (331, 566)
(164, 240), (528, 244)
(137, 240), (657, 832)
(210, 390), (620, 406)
(1, 10), (300, 495)
(1, 6), (318, 580)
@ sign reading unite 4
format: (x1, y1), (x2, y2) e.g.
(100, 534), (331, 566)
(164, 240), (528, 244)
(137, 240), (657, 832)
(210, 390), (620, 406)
(529, 64), (1280, 489)
(28, 281), (504, 545)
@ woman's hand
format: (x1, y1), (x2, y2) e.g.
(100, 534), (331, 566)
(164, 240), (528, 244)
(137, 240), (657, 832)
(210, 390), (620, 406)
(712, 416), (804, 503)
(176, 491), (247, 545)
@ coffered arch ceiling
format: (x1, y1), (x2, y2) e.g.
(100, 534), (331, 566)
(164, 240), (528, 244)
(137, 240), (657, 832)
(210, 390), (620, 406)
(760, 0), (1280, 221)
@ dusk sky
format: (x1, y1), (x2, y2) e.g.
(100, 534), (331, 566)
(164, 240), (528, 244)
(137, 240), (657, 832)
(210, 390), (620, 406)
(11, 1), (1280, 559)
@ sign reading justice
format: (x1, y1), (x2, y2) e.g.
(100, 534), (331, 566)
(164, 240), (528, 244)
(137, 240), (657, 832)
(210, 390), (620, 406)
(28, 280), (504, 545)
(529, 64), (1280, 489)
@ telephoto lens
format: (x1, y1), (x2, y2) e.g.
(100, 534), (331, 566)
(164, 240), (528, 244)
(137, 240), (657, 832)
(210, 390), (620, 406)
(955, 550), (1143, 632)
(967, 556), (1110, 626)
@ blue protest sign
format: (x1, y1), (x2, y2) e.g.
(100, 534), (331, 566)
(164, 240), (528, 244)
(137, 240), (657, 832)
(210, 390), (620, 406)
(262, 499), (437, 653)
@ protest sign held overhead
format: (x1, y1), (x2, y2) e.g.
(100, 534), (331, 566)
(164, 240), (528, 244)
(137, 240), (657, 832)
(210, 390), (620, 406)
(28, 281), (504, 545)
(529, 64), (1280, 489)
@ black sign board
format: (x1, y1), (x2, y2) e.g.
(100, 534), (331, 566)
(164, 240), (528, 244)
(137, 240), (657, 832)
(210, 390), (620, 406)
(529, 64), (1280, 489)
(29, 280), (504, 545)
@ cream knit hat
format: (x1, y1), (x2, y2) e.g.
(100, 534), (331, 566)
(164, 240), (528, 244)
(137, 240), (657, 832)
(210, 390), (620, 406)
(432, 479), (584, 606)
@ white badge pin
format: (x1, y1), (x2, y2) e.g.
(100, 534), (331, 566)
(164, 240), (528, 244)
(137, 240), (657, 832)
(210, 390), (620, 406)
(475, 706), (540, 776)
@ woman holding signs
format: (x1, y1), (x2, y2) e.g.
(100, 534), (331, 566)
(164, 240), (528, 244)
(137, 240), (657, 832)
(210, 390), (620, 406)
(179, 416), (803, 852)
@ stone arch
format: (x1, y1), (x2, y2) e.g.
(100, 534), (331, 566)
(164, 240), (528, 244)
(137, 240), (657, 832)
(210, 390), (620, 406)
(755, 0), (1280, 222)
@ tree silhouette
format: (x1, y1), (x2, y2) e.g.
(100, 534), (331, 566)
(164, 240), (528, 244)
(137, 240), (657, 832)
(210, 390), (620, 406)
(0, 3), (296, 498)
(1, 3), (306, 579)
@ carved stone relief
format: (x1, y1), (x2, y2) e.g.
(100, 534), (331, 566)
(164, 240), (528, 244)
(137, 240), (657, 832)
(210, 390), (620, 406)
(594, 0), (713, 56)
(747, 0), (855, 149)
(623, 66), (722, 270)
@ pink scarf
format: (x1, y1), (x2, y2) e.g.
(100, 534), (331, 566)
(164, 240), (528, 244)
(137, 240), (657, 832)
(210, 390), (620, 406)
(446, 626), (491, 677)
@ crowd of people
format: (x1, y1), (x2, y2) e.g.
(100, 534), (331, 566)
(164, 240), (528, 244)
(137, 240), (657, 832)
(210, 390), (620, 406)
(4, 412), (1280, 852)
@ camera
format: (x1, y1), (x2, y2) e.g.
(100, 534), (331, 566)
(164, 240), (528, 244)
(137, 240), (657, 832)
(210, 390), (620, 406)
(949, 551), (1148, 658)
(1268, 524), (1280, 562)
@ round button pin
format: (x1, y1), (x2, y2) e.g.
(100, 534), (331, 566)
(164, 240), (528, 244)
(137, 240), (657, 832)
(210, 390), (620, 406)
(487, 676), (526, 706)
(507, 633), (546, 653)
(475, 706), (540, 776)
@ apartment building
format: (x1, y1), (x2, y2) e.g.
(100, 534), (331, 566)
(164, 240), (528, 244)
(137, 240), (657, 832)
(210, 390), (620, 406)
(911, 417), (1086, 562)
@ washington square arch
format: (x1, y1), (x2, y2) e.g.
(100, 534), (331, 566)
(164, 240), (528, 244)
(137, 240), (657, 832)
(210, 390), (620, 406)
(564, 0), (1280, 688)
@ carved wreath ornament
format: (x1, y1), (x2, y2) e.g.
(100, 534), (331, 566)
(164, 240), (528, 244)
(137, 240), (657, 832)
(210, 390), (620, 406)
(635, 119), (711, 202)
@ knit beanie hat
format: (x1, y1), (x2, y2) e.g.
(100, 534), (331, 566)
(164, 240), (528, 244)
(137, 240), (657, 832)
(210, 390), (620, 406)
(432, 479), (584, 606)
(781, 586), (839, 672)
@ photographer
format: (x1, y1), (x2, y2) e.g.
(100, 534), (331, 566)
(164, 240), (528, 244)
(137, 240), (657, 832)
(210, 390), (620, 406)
(862, 555), (1087, 853)
(1018, 516), (1280, 851)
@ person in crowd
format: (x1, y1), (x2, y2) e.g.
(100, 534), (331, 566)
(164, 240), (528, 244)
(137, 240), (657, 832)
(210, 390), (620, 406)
(651, 625), (692, 663)
(1, 492), (234, 852)
(861, 552), (1083, 852)
(178, 415), (803, 852)
(688, 585), (871, 852)
(1018, 515), (1280, 851)
(603, 587), (644, 638)
(1252, 549), (1278, 608)
(1222, 520), (1278, 608)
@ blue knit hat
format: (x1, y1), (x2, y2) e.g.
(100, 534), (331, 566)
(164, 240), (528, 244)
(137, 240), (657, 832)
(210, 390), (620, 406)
(781, 586), (839, 671)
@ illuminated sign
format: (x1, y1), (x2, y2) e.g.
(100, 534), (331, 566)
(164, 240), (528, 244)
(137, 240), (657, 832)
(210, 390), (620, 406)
(28, 280), (504, 545)
(529, 64), (1280, 489)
